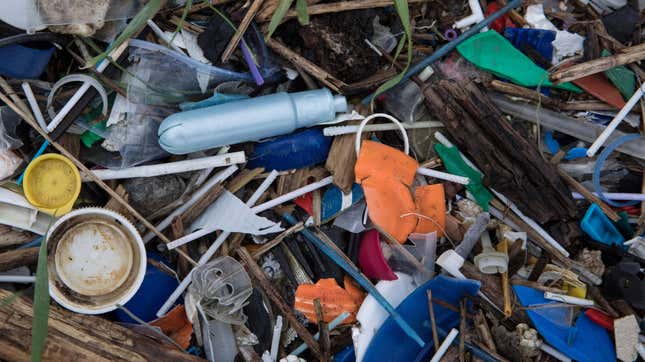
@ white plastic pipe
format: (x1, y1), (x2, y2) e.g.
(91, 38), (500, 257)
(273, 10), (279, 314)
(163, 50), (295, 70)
(81, 152), (246, 181)
(251, 176), (334, 214)
(417, 167), (470, 185)
(323, 121), (443, 136)
(586, 82), (645, 157)
(572, 192), (645, 201)
(430, 328), (459, 362)
(454, 0), (485, 29)
(270, 315), (283, 361)
(544, 292), (594, 307)
(156, 170), (279, 317)
(21, 82), (48, 132)
(0, 275), (35, 283)
(143, 165), (238, 243)
(146, 19), (185, 53)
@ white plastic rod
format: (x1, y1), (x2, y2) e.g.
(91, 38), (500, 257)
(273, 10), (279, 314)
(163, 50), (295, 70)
(572, 192), (645, 201)
(246, 170), (279, 206)
(251, 176), (334, 214)
(323, 121), (443, 136)
(454, 0), (485, 29)
(81, 152), (245, 182)
(21, 82), (48, 132)
(146, 19), (185, 53)
(46, 41), (129, 132)
(587, 82), (645, 157)
(156, 169), (279, 317)
(270, 315), (283, 361)
(0, 275), (35, 283)
(430, 328), (459, 362)
(417, 167), (470, 185)
(544, 292), (594, 307)
(143, 165), (238, 243)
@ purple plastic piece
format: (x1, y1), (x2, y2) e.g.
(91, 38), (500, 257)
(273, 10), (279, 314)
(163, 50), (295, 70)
(444, 29), (458, 41)
(241, 41), (264, 86)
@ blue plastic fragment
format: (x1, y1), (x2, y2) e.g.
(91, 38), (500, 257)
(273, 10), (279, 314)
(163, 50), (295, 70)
(333, 345), (355, 362)
(580, 203), (625, 247)
(248, 128), (332, 171)
(0, 43), (55, 79)
(114, 253), (180, 322)
(503, 28), (556, 68)
(543, 131), (587, 160)
(363, 276), (481, 362)
(321, 183), (364, 222)
(513, 285), (615, 362)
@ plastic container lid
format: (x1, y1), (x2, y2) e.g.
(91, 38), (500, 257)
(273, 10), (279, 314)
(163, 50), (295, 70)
(23, 153), (81, 216)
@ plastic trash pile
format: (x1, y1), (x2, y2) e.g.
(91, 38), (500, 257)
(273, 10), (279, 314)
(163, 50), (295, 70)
(0, 0), (643, 361)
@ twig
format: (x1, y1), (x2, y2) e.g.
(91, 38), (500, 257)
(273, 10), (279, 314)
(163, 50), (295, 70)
(221, 0), (265, 63)
(427, 290), (440, 353)
(313, 298), (330, 360)
(557, 168), (620, 221)
(252, 223), (304, 259)
(459, 299), (466, 362)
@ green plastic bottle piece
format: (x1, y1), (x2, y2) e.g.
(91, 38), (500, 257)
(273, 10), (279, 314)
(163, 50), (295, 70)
(602, 49), (636, 100)
(434, 143), (493, 210)
(457, 30), (581, 93)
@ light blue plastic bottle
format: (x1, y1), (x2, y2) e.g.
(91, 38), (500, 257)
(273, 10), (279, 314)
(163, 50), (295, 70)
(158, 88), (347, 154)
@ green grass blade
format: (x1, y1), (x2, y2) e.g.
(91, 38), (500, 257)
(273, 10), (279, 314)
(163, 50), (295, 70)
(295, 0), (309, 25)
(0, 290), (22, 310)
(266, 0), (295, 38)
(30, 238), (49, 362)
(169, 0), (193, 44)
(85, 0), (165, 69)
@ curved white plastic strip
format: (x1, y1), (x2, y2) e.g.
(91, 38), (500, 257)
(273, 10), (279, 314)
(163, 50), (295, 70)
(46, 74), (108, 132)
(355, 113), (410, 155)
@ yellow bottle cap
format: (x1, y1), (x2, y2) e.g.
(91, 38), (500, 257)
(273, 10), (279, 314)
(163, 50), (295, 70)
(23, 153), (81, 216)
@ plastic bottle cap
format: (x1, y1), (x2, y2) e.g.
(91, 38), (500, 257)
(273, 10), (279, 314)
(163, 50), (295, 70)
(23, 153), (80, 216)
(436, 250), (466, 279)
(334, 95), (348, 113)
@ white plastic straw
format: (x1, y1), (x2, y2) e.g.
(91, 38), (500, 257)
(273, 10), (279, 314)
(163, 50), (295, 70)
(417, 167), (470, 185)
(323, 121), (443, 136)
(430, 328), (459, 362)
(21, 82), (48, 132)
(156, 170), (279, 317)
(146, 19), (185, 53)
(270, 315), (283, 361)
(81, 152), (246, 181)
(251, 176), (334, 214)
(143, 165), (238, 243)
(544, 292), (594, 307)
(586, 82), (645, 157)
(0, 275), (35, 283)
(572, 192), (645, 201)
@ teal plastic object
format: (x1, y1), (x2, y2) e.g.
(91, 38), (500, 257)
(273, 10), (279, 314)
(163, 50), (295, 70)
(457, 30), (581, 92)
(159, 88), (347, 154)
(580, 203), (624, 247)
(514, 285), (615, 362)
(601, 49), (636, 100)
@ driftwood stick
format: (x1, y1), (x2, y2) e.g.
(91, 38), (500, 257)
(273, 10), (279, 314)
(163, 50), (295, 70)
(557, 168), (620, 221)
(257, 0), (431, 22)
(427, 290), (440, 353)
(489, 80), (560, 108)
(221, 0), (265, 63)
(550, 43), (645, 84)
(0, 247), (38, 272)
(0, 226), (35, 248)
(314, 298), (331, 360)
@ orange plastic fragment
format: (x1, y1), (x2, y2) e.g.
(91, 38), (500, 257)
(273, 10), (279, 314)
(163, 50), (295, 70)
(150, 305), (193, 349)
(361, 177), (417, 242)
(294, 277), (365, 324)
(413, 184), (446, 237)
(355, 140), (418, 185)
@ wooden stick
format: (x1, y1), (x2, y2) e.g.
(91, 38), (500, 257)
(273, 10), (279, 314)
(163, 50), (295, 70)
(458, 299), (466, 362)
(237, 247), (322, 359)
(0, 77), (197, 266)
(550, 43), (645, 84)
(427, 290), (440, 353)
(0, 226), (35, 248)
(221, 0), (265, 63)
(313, 298), (331, 361)
(257, 0), (431, 22)
(0, 247), (38, 272)
(557, 168), (619, 221)
(251, 222), (304, 259)
(266, 38), (348, 92)
(474, 310), (497, 353)
(490, 80), (560, 108)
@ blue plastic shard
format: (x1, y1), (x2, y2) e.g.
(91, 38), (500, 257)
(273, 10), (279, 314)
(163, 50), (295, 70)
(321, 183), (364, 223)
(580, 203), (625, 247)
(363, 276), (481, 362)
(0, 43), (55, 79)
(248, 128), (332, 171)
(513, 285), (615, 362)
(503, 28), (556, 69)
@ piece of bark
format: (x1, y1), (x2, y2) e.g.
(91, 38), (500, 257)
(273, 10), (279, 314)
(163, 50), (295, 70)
(0, 247), (38, 272)
(0, 289), (203, 361)
(423, 77), (576, 225)
(104, 185), (134, 223)
(325, 121), (360, 194)
(489, 80), (560, 109)
(550, 43), (645, 84)
(0, 226), (35, 248)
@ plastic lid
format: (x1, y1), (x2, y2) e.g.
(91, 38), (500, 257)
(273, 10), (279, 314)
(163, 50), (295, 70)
(23, 153), (80, 216)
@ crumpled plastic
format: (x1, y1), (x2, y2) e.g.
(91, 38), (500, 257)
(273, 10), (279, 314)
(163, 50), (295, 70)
(525, 4), (585, 64)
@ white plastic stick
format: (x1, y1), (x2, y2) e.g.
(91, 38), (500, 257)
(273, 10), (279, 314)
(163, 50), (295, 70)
(572, 192), (645, 201)
(146, 19), (185, 53)
(251, 176), (334, 214)
(156, 170), (279, 317)
(143, 165), (238, 243)
(323, 121), (443, 136)
(417, 167), (470, 185)
(544, 292), (594, 306)
(587, 82), (645, 157)
(21, 82), (48, 132)
(454, 0), (485, 29)
(81, 152), (245, 181)
(430, 328), (459, 362)
(46, 41), (129, 132)
(0, 275), (35, 283)
(246, 170), (279, 206)
(270, 315), (283, 361)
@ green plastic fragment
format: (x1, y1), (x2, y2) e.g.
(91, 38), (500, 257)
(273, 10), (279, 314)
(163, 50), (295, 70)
(434, 143), (494, 210)
(457, 30), (581, 93)
(602, 49), (636, 100)
(80, 127), (104, 148)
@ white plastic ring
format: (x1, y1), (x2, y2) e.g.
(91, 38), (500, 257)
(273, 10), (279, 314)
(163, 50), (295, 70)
(354, 113), (410, 156)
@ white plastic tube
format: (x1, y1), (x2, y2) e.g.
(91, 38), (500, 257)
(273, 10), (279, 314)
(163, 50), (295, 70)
(417, 167), (470, 185)
(323, 121), (443, 136)
(142, 165), (238, 243)
(544, 292), (594, 307)
(586, 82), (644, 157)
(270, 315), (283, 361)
(21, 82), (48, 132)
(251, 176), (334, 214)
(454, 0), (485, 29)
(146, 19), (185, 53)
(572, 192), (645, 201)
(430, 328), (459, 362)
(156, 170), (278, 317)
(81, 152), (246, 181)
(0, 275), (35, 283)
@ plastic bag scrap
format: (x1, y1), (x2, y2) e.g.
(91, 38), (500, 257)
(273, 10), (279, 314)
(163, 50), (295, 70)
(0, 107), (24, 180)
